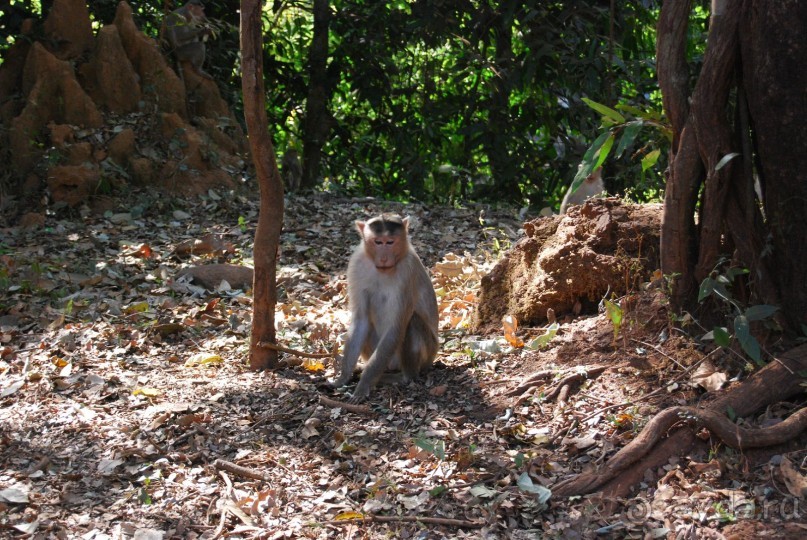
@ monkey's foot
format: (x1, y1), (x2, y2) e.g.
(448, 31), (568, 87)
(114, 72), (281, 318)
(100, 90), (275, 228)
(347, 385), (370, 404)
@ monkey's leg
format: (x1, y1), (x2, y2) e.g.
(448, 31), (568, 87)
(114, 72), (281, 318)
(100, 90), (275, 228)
(400, 314), (437, 381)
(351, 348), (400, 402)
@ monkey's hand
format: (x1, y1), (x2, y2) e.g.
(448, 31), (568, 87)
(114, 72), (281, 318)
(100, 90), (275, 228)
(328, 370), (353, 389)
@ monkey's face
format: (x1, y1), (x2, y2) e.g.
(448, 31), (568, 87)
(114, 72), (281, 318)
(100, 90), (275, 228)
(366, 234), (404, 272)
(357, 215), (408, 273)
(189, 4), (206, 21)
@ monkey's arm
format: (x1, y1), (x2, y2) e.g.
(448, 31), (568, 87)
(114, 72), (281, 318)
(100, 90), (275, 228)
(351, 308), (410, 400)
(331, 311), (369, 388)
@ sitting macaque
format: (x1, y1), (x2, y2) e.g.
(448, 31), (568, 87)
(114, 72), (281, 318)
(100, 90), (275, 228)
(559, 167), (605, 214)
(281, 149), (302, 192)
(162, 0), (213, 80)
(331, 214), (439, 402)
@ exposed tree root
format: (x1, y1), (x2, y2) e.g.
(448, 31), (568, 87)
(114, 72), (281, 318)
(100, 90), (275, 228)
(511, 365), (607, 407)
(553, 344), (807, 497)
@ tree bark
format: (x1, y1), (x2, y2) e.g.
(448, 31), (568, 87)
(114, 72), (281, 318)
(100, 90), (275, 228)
(657, 0), (801, 320)
(740, 1), (807, 329)
(300, 0), (333, 190)
(241, 0), (284, 370)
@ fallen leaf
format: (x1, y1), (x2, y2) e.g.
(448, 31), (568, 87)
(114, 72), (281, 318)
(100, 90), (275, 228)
(690, 361), (727, 392)
(502, 314), (525, 348)
(780, 455), (807, 498)
(0, 487), (29, 504)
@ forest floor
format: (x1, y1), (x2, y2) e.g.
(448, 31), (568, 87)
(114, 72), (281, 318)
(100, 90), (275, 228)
(0, 189), (805, 539)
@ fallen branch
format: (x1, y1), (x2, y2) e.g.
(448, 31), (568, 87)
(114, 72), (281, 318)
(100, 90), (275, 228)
(319, 395), (374, 415)
(321, 514), (482, 529)
(510, 366), (607, 406)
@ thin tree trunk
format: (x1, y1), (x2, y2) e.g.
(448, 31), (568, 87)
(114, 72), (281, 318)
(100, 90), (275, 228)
(301, 0), (333, 190)
(241, 0), (284, 370)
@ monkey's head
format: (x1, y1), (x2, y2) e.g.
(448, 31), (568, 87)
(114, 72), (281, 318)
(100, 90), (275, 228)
(357, 214), (409, 272)
(186, 0), (205, 19)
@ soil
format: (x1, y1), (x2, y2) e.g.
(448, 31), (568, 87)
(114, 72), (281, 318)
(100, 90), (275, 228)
(0, 190), (804, 539)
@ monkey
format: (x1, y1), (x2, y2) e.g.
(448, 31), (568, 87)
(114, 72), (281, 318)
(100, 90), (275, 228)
(559, 166), (605, 214)
(330, 214), (439, 402)
(281, 148), (302, 192)
(162, 0), (213, 81)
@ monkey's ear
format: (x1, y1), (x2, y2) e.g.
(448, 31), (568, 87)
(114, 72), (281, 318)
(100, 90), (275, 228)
(355, 221), (366, 236)
(402, 216), (410, 231)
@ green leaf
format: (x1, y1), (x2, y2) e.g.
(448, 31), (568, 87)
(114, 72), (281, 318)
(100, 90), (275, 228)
(572, 132), (614, 191)
(713, 327), (732, 347)
(698, 277), (715, 302)
(726, 405), (736, 421)
(614, 121), (643, 159)
(603, 299), (623, 339)
(743, 304), (778, 322)
(526, 323), (559, 350)
(641, 149), (661, 172)
(734, 315), (762, 364)
(725, 267), (749, 281)
(582, 97), (625, 124)
(594, 133), (615, 170)
(470, 484), (498, 499)
(715, 153), (740, 171)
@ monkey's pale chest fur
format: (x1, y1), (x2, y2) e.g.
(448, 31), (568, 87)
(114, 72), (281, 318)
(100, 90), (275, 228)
(349, 255), (408, 330)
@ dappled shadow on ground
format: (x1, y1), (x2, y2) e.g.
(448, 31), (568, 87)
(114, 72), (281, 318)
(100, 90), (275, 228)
(0, 191), (805, 538)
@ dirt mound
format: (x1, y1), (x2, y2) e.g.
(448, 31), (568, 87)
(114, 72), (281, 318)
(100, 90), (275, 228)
(473, 198), (662, 332)
(0, 0), (247, 213)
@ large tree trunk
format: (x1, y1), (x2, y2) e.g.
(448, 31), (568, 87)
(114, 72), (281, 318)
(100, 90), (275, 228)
(241, 0), (284, 370)
(658, 0), (803, 324)
(740, 2), (807, 329)
(553, 0), (807, 499)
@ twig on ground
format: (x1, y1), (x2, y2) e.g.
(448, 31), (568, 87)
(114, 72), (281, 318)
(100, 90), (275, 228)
(320, 514), (483, 528)
(319, 395), (374, 415)
(214, 459), (271, 482)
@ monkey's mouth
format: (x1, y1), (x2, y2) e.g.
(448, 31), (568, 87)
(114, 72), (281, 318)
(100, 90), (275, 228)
(375, 265), (395, 272)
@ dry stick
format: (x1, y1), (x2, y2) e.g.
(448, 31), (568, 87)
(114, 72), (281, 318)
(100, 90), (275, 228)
(214, 459), (271, 482)
(209, 471), (234, 540)
(515, 366), (607, 407)
(321, 515), (482, 529)
(257, 341), (333, 359)
(319, 395), (374, 415)
(631, 338), (687, 370)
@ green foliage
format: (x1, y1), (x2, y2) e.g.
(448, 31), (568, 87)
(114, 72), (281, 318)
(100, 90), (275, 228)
(574, 97), (670, 199)
(603, 298), (623, 340)
(260, 0), (667, 205)
(1, 0), (676, 205)
(414, 435), (446, 461)
(698, 262), (779, 365)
